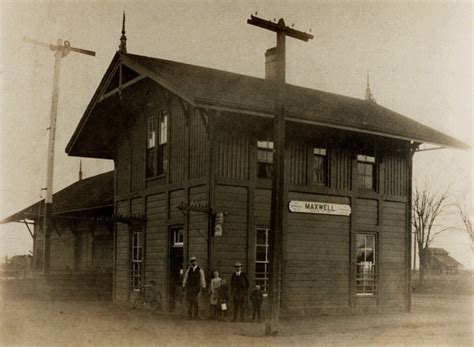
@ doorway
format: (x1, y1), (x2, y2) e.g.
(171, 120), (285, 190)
(168, 226), (184, 312)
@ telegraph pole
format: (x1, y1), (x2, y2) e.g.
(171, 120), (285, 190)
(247, 15), (313, 335)
(24, 37), (95, 274)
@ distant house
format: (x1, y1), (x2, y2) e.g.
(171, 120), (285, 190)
(426, 248), (463, 275)
(1, 171), (114, 299)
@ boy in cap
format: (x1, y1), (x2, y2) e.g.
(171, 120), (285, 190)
(182, 256), (206, 320)
(230, 261), (249, 322)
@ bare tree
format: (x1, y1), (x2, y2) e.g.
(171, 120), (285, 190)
(412, 183), (449, 285)
(456, 202), (473, 251)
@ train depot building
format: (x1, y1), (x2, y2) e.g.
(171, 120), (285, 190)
(65, 41), (466, 316)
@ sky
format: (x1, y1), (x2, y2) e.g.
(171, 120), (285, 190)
(0, 1), (472, 267)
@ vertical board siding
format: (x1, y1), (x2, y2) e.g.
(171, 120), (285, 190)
(215, 132), (249, 180)
(333, 147), (352, 190)
(286, 192), (351, 315)
(355, 199), (379, 226)
(116, 140), (130, 196)
(130, 120), (144, 193)
(145, 193), (167, 297)
(170, 98), (187, 184)
(288, 141), (307, 185)
(169, 190), (185, 221)
(214, 185), (248, 281)
(50, 229), (75, 270)
(188, 185), (208, 268)
(255, 188), (271, 226)
(381, 201), (407, 311)
(384, 153), (408, 196)
(189, 110), (208, 179)
(115, 200), (130, 303)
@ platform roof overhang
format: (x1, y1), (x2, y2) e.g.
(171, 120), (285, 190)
(66, 52), (469, 158)
(1, 171), (114, 224)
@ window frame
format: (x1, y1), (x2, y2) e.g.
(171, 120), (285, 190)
(312, 146), (329, 186)
(355, 233), (378, 296)
(257, 140), (274, 179)
(357, 152), (377, 191)
(130, 230), (144, 290)
(157, 110), (169, 176)
(255, 227), (270, 293)
(145, 116), (157, 178)
(145, 110), (169, 179)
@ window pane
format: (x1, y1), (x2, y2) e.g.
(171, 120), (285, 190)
(256, 248), (267, 262)
(147, 117), (156, 149)
(256, 229), (267, 245)
(159, 111), (168, 145)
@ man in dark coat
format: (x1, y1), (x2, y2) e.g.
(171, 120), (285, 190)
(182, 256), (206, 320)
(230, 261), (249, 322)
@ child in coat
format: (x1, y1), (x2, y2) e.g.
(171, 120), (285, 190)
(216, 279), (229, 321)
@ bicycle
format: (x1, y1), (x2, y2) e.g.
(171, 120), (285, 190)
(132, 280), (161, 311)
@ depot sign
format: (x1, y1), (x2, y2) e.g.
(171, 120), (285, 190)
(288, 200), (351, 216)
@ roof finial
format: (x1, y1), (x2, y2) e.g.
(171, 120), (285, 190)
(79, 160), (83, 181)
(365, 71), (376, 103)
(119, 11), (127, 53)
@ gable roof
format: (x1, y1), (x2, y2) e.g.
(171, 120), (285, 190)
(66, 52), (468, 158)
(1, 171), (114, 224)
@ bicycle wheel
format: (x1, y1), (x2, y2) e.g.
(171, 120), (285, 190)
(148, 299), (160, 311)
(133, 292), (145, 309)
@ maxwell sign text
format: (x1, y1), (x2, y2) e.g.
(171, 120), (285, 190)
(288, 200), (351, 216)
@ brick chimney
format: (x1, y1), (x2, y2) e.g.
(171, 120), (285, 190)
(265, 47), (277, 80)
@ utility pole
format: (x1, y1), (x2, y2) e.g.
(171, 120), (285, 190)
(24, 37), (95, 274)
(247, 15), (313, 335)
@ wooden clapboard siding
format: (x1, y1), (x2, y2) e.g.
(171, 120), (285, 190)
(381, 201), (407, 312)
(214, 185), (248, 280)
(189, 110), (209, 179)
(115, 200), (130, 303)
(169, 97), (187, 184)
(355, 198), (378, 226)
(188, 185), (208, 267)
(215, 131), (249, 180)
(288, 141), (307, 185)
(384, 153), (408, 196)
(145, 193), (167, 297)
(286, 192), (351, 313)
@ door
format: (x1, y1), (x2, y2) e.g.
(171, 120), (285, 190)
(169, 226), (184, 311)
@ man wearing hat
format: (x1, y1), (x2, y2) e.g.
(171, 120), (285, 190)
(230, 261), (249, 322)
(182, 256), (206, 320)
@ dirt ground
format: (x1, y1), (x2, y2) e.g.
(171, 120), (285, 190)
(0, 294), (472, 346)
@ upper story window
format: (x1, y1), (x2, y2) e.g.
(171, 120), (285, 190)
(146, 111), (168, 178)
(257, 140), (273, 178)
(157, 111), (168, 176)
(146, 116), (157, 178)
(357, 153), (376, 190)
(313, 147), (328, 186)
